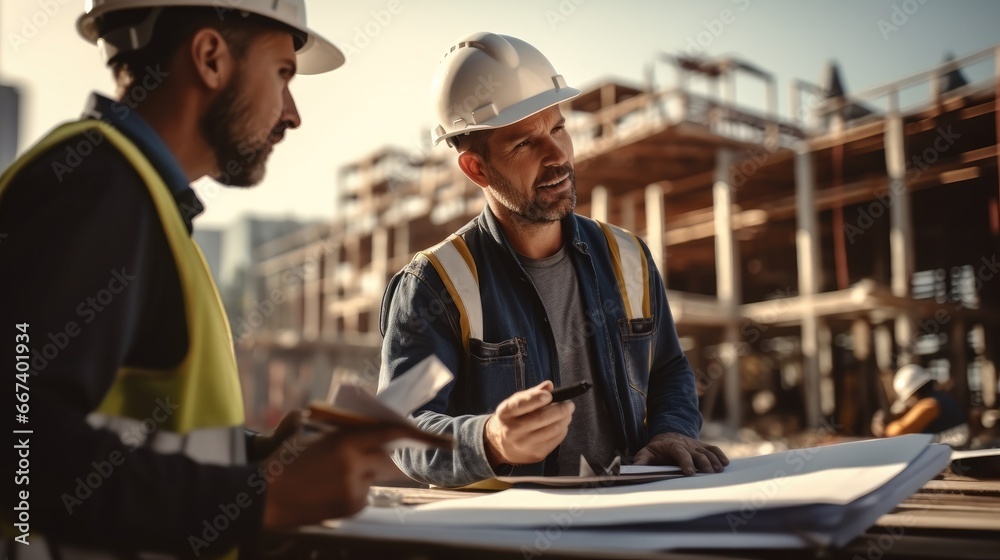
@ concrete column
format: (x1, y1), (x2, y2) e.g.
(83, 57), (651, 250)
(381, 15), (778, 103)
(645, 182), (666, 280)
(303, 247), (321, 341)
(951, 318), (970, 409)
(591, 185), (609, 223)
(372, 226), (390, 297)
(795, 146), (823, 428)
(713, 148), (741, 432)
(621, 192), (636, 231)
(395, 221), (410, 265)
(819, 322), (835, 417)
(322, 237), (339, 339)
(885, 94), (916, 365)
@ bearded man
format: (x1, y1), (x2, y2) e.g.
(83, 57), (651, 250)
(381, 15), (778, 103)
(0, 2), (409, 557)
(379, 33), (728, 488)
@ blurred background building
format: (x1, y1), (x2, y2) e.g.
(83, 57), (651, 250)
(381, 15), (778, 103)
(219, 45), (1000, 448)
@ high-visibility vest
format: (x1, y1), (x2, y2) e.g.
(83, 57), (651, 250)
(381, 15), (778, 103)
(417, 218), (652, 355)
(0, 120), (245, 559)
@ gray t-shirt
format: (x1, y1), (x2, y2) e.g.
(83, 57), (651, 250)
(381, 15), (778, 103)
(520, 246), (618, 475)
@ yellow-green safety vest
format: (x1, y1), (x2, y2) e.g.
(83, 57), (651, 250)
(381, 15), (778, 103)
(0, 120), (245, 560)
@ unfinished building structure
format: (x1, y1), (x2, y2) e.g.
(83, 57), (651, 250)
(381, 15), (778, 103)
(244, 45), (1000, 442)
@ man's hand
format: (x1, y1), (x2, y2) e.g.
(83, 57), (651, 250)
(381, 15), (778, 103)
(262, 425), (409, 528)
(484, 380), (574, 468)
(632, 432), (729, 476)
(248, 410), (303, 462)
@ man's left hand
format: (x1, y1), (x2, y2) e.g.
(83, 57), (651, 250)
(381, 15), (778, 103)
(632, 433), (729, 476)
(249, 410), (303, 462)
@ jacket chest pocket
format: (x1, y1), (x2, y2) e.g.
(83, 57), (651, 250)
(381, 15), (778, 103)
(618, 317), (655, 397)
(469, 337), (526, 411)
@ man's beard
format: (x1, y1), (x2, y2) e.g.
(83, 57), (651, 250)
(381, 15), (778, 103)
(200, 70), (282, 187)
(483, 162), (576, 225)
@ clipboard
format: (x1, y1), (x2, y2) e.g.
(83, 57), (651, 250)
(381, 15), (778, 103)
(305, 401), (455, 449)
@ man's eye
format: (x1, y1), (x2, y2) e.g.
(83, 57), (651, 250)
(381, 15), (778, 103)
(516, 139), (530, 148)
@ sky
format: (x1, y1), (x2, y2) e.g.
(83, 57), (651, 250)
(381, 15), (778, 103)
(1, 0), (998, 228)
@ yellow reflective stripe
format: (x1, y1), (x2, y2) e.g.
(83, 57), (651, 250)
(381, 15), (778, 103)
(609, 224), (648, 320)
(419, 250), (472, 354)
(434, 237), (482, 340)
(598, 221), (634, 320)
(418, 234), (482, 351)
(634, 233), (652, 318)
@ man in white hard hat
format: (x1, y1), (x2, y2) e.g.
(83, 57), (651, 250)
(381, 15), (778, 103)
(872, 364), (969, 447)
(379, 33), (728, 487)
(0, 2), (411, 556)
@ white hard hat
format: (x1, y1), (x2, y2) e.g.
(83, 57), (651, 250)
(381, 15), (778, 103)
(78, 0), (344, 75)
(893, 364), (934, 405)
(430, 32), (581, 147)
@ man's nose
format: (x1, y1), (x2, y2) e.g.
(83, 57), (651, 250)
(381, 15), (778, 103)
(281, 87), (302, 130)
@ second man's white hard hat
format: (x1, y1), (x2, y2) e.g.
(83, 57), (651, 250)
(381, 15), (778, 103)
(430, 32), (581, 147)
(892, 364), (935, 407)
(78, 0), (344, 74)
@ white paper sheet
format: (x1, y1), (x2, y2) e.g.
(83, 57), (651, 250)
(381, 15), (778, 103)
(951, 447), (1000, 460)
(619, 465), (683, 475)
(383, 435), (935, 528)
(375, 355), (454, 416)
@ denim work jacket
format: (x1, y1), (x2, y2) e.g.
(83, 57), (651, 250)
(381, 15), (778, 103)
(379, 205), (702, 487)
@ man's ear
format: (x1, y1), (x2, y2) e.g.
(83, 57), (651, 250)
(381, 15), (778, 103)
(189, 28), (234, 91)
(458, 150), (490, 189)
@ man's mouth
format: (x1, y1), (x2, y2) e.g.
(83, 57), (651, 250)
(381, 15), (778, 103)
(536, 173), (570, 190)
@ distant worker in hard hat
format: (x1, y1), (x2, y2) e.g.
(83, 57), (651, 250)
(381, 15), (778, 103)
(379, 32), (728, 487)
(0, 1), (409, 556)
(872, 365), (970, 447)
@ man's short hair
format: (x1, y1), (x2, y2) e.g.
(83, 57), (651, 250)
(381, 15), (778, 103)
(450, 129), (494, 158)
(99, 7), (301, 98)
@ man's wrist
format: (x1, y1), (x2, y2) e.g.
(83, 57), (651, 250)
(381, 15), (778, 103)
(483, 415), (508, 469)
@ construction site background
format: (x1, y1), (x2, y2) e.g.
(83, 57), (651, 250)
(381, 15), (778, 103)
(214, 44), (1000, 453)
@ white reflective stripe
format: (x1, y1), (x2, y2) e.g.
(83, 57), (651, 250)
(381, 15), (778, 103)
(432, 239), (483, 341)
(609, 226), (645, 319)
(12, 537), (53, 560)
(86, 412), (245, 466)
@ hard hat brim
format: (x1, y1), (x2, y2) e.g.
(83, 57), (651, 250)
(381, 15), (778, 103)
(434, 86), (582, 145)
(77, 2), (345, 75)
(294, 31), (345, 75)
